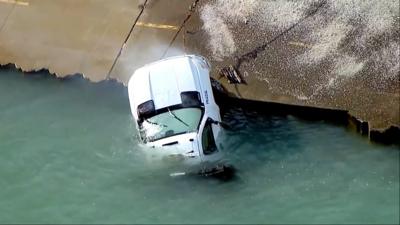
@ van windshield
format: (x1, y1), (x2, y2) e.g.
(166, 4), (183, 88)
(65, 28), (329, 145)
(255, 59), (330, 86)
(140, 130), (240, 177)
(139, 107), (203, 142)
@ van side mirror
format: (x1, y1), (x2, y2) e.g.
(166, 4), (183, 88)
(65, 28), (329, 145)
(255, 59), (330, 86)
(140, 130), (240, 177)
(207, 117), (219, 125)
(207, 117), (230, 130)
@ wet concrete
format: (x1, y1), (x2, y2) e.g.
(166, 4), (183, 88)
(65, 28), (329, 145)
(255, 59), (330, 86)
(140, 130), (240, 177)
(184, 0), (400, 140)
(0, 0), (398, 144)
(0, 0), (195, 83)
(108, 0), (195, 84)
(0, 0), (142, 80)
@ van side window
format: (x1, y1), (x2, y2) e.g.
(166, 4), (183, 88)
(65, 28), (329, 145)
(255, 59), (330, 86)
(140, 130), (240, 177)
(202, 121), (218, 155)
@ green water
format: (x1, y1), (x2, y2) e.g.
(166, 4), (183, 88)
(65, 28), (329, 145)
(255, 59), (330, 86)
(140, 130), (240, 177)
(0, 67), (398, 224)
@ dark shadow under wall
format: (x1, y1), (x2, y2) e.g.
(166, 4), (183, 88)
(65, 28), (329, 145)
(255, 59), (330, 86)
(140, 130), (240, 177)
(1, 64), (398, 147)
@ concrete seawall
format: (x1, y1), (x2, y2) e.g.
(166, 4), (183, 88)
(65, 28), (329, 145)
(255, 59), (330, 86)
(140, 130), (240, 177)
(0, 0), (194, 82)
(2, 63), (398, 146)
(0, 0), (399, 145)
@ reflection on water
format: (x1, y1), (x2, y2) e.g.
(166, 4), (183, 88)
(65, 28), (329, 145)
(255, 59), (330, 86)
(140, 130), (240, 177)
(0, 67), (398, 224)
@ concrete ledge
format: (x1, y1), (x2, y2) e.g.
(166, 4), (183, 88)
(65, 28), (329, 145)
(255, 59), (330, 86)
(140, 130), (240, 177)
(1, 62), (399, 147)
(348, 115), (369, 136)
(370, 126), (400, 146)
(212, 81), (400, 147)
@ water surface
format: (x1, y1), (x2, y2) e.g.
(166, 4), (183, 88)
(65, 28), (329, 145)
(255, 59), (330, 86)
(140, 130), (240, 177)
(0, 68), (398, 224)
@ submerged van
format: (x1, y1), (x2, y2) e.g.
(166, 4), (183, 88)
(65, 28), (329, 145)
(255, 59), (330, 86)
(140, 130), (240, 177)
(127, 55), (228, 176)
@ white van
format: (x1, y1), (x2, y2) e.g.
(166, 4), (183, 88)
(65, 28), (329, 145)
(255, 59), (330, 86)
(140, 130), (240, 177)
(128, 55), (227, 176)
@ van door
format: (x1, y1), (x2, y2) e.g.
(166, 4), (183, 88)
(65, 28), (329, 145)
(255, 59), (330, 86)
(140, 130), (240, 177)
(200, 118), (218, 155)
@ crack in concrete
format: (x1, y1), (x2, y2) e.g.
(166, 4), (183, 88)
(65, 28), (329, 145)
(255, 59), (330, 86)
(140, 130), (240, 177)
(106, 0), (149, 79)
(0, 2), (15, 34)
(160, 0), (201, 59)
(234, 0), (327, 71)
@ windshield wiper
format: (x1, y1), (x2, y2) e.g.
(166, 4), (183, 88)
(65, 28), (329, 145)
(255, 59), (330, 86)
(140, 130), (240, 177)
(168, 108), (189, 127)
(145, 118), (167, 127)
